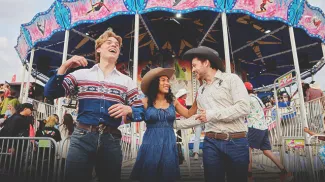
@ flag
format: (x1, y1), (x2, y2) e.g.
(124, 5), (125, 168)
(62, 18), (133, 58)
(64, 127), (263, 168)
(11, 74), (16, 82)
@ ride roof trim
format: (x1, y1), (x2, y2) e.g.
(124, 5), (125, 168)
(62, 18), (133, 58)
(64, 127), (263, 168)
(14, 0), (325, 62)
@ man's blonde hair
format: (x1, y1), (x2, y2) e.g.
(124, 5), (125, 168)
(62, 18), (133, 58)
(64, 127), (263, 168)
(95, 30), (122, 63)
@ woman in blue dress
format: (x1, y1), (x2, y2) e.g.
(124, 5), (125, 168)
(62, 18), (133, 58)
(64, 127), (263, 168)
(130, 67), (201, 182)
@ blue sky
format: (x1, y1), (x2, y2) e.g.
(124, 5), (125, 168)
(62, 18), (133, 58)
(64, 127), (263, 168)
(0, 0), (324, 87)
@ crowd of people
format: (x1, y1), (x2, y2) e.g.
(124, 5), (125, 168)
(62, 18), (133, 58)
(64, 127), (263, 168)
(0, 82), (77, 177)
(2, 29), (324, 182)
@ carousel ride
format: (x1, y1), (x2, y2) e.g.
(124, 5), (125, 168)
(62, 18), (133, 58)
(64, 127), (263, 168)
(15, 0), (325, 99)
(13, 0), (325, 180)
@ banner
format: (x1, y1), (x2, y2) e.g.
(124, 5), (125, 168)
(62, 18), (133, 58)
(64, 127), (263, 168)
(143, 0), (216, 12)
(285, 139), (304, 149)
(231, 0), (293, 22)
(278, 72), (293, 88)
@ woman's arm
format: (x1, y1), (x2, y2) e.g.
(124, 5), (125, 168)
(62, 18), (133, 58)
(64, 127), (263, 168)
(175, 99), (197, 118)
(124, 98), (148, 124)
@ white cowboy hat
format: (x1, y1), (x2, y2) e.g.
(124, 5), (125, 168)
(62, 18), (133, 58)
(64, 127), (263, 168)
(310, 83), (321, 90)
(140, 67), (175, 95)
(175, 88), (189, 98)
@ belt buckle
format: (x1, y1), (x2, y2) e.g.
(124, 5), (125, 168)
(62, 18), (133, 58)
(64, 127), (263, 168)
(98, 124), (106, 134)
(224, 133), (230, 141)
(89, 125), (93, 132)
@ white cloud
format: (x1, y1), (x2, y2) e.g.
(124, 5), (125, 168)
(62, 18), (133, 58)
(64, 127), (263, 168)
(0, 0), (52, 83)
(308, 0), (325, 9)
(0, 37), (8, 49)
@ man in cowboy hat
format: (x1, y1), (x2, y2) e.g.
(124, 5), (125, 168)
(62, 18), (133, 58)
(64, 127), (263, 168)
(183, 46), (250, 182)
(44, 30), (144, 182)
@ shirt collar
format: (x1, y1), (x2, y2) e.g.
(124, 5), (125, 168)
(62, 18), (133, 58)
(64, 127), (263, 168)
(214, 70), (223, 80)
(90, 64), (122, 76)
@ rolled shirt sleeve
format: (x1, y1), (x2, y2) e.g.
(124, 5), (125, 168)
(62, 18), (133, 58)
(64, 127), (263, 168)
(126, 79), (145, 122)
(174, 115), (201, 129)
(44, 69), (79, 99)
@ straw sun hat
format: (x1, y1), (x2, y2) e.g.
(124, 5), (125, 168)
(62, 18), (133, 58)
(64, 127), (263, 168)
(140, 67), (175, 95)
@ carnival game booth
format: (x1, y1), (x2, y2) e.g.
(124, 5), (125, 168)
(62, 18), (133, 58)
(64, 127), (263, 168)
(10, 0), (325, 181)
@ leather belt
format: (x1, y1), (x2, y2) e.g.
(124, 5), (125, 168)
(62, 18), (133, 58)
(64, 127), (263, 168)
(206, 132), (246, 141)
(76, 123), (121, 137)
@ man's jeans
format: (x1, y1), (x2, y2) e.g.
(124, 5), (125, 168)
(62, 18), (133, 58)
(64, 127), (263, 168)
(203, 136), (249, 182)
(65, 127), (122, 182)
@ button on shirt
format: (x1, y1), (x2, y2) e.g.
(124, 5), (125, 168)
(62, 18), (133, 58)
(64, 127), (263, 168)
(196, 70), (250, 133)
(44, 64), (144, 127)
(247, 94), (268, 130)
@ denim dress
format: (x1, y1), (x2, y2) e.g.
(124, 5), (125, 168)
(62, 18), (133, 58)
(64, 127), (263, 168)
(130, 104), (180, 182)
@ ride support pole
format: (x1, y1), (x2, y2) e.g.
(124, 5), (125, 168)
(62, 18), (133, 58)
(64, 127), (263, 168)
(131, 13), (140, 159)
(289, 26), (315, 180)
(221, 12), (231, 73)
(19, 64), (27, 102)
(23, 48), (35, 103)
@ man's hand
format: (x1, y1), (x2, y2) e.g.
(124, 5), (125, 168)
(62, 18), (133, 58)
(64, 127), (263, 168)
(195, 109), (207, 122)
(58, 56), (88, 75)
(108, 104), (132, 119)
(304, 127), (309, 133)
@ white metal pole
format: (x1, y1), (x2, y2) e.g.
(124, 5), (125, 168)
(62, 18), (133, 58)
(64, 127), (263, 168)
(221, 12), (231, 73)
(132, 14), (140, 83)
(19, 64), (27, 102)
(321, 43), (325, 58)
(289, 26), (315, 178)
(289, 27), (308, 129)
(131, 13), (140, 158)
(62, 30), (70, 64)
(23, 48), (35, 103)
(57, 30), (70, 123)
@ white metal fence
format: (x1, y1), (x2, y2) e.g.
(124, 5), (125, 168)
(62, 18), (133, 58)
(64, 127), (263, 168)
(0, 137), (58, 182)
(251, 95), (325, 181)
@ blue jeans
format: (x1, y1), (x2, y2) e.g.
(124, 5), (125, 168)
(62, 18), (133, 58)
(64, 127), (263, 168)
(65, 127), (122, 182)
(203, 137), (249, 182)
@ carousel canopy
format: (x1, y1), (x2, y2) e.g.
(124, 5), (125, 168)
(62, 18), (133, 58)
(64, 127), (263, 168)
(15, 0), (325, 88)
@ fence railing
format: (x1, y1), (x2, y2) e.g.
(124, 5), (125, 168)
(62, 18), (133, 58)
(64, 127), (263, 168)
(252, 96), (325, 181)
(305, 97), (325, 134)
(306, 134), (325, 182)
(0, 137), (58, 182)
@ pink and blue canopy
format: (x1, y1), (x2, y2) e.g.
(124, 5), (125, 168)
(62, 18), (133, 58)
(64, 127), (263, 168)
(15, 0), (325, 87)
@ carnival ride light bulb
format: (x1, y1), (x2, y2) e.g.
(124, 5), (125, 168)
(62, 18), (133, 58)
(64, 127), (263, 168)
(176, 13), (182, 18)
(265, 30), (271, 34)
(85, 33), (89, 36)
